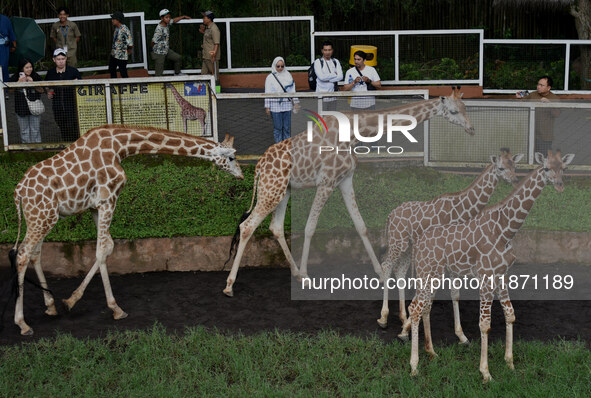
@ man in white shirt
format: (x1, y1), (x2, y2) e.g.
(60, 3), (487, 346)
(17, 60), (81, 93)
(343, 50), (381, 110)
(314, 41), (343, 111)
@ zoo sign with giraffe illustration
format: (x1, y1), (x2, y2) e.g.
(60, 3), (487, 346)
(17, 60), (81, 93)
(75, 81), (212, 138)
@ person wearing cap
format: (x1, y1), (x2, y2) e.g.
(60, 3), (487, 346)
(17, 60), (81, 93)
(45, 48), (82, 142)
(151, 9), (191, 76)
(49, 6), (81, 67)
(200, 11), (220, 77)
(109, 12), (134, 78)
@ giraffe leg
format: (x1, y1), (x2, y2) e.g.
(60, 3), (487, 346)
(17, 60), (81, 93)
(338, 175), (383, 280)
(298, 185), (335, 282)
(14, 212), (59, 336)
(395, 252), (412, 339)
(377, 259), (393, 329)
(29, 243), (57, 316)
(451, 287), (469, 344)
(269, 191), (300, 277)
(63, 209), (101, 311)
(409, 291), (426, 376)
(479, 287), (494, 383)
(496, 285), (515, 370)
(422, 295), (437, 359)
(224, 209), (270, 297)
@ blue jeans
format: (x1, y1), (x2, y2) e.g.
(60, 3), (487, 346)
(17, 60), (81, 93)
(271, 111), (291, 143)
(16, 114), (41, 143)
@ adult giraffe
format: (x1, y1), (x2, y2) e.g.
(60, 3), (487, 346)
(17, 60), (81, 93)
(9, 125), (242, 335)
(408, 150), (574, 382)
(223, 87), (475, 297)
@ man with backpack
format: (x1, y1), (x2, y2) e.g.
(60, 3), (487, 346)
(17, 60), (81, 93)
(312, 41), (342, 111)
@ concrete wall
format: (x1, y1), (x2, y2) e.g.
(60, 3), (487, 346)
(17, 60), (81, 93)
(1, 230), (589, 278)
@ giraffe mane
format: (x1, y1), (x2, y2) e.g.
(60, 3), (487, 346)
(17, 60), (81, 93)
(88, 124), (221, 146)
(482, 166), (542, 213)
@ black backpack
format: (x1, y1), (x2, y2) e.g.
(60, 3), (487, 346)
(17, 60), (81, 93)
(308, 58), (339, 91)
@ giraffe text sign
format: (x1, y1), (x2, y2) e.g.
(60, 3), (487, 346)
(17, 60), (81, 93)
(305, 110), (418, 155)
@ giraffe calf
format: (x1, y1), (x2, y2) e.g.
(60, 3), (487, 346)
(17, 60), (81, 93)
(407, 150), (574, 382)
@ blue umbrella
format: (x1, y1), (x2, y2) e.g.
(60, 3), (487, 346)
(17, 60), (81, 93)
(9, 17), (45, 66)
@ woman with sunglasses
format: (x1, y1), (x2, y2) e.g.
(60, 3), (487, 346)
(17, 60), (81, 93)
(264, 56), (300, 143)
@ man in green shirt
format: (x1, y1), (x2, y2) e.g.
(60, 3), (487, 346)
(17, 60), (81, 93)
(200, 10), (220, 77)
(49, 6), (81, 67)
(151, 8), (191, 76)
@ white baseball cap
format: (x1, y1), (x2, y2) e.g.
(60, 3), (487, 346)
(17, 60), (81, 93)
(159, 9), (171, 17)
(53, 48), (67, 57)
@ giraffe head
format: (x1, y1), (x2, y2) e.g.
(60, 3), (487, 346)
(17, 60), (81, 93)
(213, 134), (243, 179)
(491, 147), (524, 186)
(438, 86), (475, 136)
(534, 150), (575, 192)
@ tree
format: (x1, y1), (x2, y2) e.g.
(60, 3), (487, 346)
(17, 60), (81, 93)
(494, 0), (591, 88)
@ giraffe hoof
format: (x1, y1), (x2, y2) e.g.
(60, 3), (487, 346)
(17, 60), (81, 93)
(397, 333), (409, 342)
(223, 288), (234, 297)
(20, 327), (34, 336)
(410, 369), (418, 377)
(45, 306), (58, 316)
(377, 319), (388, 329)
(482, 374), (493, 383)
(62, 298), (75, 312)
(458, 337), (470, 345)
(113, 309), (128, 320)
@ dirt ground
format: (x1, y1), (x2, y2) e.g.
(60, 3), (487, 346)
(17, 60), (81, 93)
(1, 267), (590, 346)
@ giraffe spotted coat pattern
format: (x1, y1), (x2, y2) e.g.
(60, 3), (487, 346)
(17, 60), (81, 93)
(10, 125), (242, 336)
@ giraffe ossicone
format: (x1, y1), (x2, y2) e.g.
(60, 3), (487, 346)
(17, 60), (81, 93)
(407, 149), (574, 382)
(9, 125), (242, 336)
(223, 87), (475, 297)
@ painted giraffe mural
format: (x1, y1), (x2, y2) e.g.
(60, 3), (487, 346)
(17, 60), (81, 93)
(407, 150), (574, 382)
(379, 148), (524, 343)
(223, 87), (475, 297)
(166, 83), (208, 135)
(9, 125), (243, 335)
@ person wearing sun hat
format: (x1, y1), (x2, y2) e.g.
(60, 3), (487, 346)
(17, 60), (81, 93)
(200, 10), (220, 77)
(151, 8), (191, 76)
(109, 11), (134, 78)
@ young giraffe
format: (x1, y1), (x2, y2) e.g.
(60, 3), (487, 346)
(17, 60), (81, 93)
(407, 150), (574, 382)
(165, 83), (208, 134)
(9, 125), (243, 335)
(223, 87), (475, 297)
(379, 148), (524, 341)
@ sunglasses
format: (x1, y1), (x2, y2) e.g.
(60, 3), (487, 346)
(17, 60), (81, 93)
(276, 64), (285, 68)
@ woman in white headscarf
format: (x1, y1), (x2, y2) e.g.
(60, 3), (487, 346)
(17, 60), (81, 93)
(264, 56), (300, 143)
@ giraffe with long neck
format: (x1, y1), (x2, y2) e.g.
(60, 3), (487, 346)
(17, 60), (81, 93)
(166, 83), (208, 134)
(223, 87), (475, 297)
(379, 149), (523, 342)
(9, 124), (243, 335)
(407, 150), (574, 382)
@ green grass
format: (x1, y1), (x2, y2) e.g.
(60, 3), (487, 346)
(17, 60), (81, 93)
(1, 152), (590, 244)
(0, 325), (589, 396)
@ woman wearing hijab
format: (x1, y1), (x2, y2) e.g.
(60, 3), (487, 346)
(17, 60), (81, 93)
(264, 56), (300, 143)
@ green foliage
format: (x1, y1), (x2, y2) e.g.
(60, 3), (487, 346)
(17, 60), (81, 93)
(1, 153), (590, 244)
(0, 325), (590, 396)
(485, 60), (566, 89)
(399, 56), (480, 81)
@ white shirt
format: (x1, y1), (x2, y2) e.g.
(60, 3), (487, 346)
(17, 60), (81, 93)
(345, 65), (380, 108)
(264, 73), (299, 113)
(314, 57), (343, 101)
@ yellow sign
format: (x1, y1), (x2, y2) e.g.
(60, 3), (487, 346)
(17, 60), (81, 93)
(76, 82), (212, 137)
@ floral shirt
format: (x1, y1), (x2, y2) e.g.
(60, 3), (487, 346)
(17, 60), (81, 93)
(151, 23), (170, 55)
(111, 24), (133, 60)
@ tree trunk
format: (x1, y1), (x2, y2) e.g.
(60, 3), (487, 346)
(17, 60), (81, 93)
(571, 0), (591, 89)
